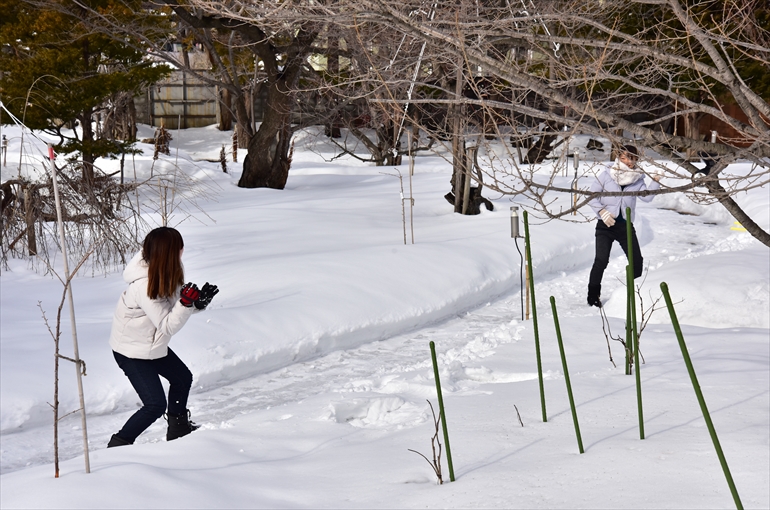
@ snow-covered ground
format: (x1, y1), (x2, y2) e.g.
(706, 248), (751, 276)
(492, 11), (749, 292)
(1, 123), (768, 509)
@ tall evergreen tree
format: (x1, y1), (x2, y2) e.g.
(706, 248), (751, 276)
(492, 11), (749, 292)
(0, 0), (169, 183)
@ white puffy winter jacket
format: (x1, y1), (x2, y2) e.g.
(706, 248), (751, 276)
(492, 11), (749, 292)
(109, 251), (195, 359)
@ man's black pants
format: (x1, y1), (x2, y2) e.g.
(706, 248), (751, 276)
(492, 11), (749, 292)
(588, 218), (643, 286)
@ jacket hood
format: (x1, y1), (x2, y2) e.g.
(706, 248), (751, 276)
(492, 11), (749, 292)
(123, 251), (148, 284)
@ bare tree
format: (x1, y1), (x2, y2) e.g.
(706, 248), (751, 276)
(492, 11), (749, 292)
(38, 251), (92, 478)
(148, 0), (327, 189)
(1, 0), (169, 186)
(1, 159), (145, 272)
(30, 0), (296, 188)
(301, 26), (444, 166)
(1, 147), (218, 273)
(42, 0), (769, 239)
(354, 0), (770, 245)
(408, 400), (445, 485)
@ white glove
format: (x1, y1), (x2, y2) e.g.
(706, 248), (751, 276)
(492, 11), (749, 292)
(600, 209), (615, 227)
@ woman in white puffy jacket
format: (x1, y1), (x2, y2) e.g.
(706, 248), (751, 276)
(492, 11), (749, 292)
(587, 145), (660, 307)
(107, 227), (218, 447)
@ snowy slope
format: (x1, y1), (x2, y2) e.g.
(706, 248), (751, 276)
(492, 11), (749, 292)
(0, 124), (767, 509)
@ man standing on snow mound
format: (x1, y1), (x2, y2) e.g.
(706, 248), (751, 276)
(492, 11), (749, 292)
(106, 227), (219, 447)
(587, 144), (661, 307)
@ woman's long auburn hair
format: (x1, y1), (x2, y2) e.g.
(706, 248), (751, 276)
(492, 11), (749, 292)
(142, 227), (185, 299)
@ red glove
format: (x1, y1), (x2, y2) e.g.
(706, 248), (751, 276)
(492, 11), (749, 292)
(180, 283), (200, 307)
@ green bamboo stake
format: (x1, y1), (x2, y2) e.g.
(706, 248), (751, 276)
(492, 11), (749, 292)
(625, 265), (632, 375)
(626, 208), (640, 368)
(625, 206), (644, 438)
(429, 341), (455, 482)
(660, 283), (743, 510)
(625, 206), (634, 274)
(628, 266), (644, 439)
(625, 207), (636, 375)
(523, 211), (547, 422)
(549, 296), (584, 453)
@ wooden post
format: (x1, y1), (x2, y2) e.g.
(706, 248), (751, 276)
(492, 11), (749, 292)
(452, 63), (464, 213)
(461, 147), (473, 215)
(181, 70), (187, 130)
(24, 186), (36, 256)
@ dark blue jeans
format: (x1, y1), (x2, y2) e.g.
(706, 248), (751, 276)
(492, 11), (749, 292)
(589, 218), (643, 287)
(113, 348), (193, 443)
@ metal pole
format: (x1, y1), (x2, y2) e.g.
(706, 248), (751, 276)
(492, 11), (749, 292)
(429, 341), (455, 482)
(511, 207), (524, 321)
(523, 211), (547, 422)
(181, 71), (187, 129)
(660, 283), (743, 510)
(562, 128), (569, 177)
(550, 296), (584, 453)
(571, 148), (579, 215)
(48, 145), (90, 473)
(18, 124), (24, 177)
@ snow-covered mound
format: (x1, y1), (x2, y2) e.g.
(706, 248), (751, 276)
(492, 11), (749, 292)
(1, 124), (767, 509)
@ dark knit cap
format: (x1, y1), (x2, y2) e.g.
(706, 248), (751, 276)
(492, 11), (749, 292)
(621, 144), (639, 158)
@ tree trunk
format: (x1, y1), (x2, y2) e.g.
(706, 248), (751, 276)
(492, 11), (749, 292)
(325, 37), (341, 139)
(79, 37), (96, 186)
(522, 134), (557, 164)
(233, 88), (254, 149)
(128, 96), (137, 141)
(80, 108), (96, 186)
(374, 120), (402, 166)
(238, 83), (293, 189)
(683, 112), (703, 160)
(24, 187), (37, 256)
(219, 87), (233, 131)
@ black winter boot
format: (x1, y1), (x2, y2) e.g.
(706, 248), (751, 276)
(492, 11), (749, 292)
(107, 434), (132, 448)
(166, 410), (200, 441)
(587, 284), (602, 308)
